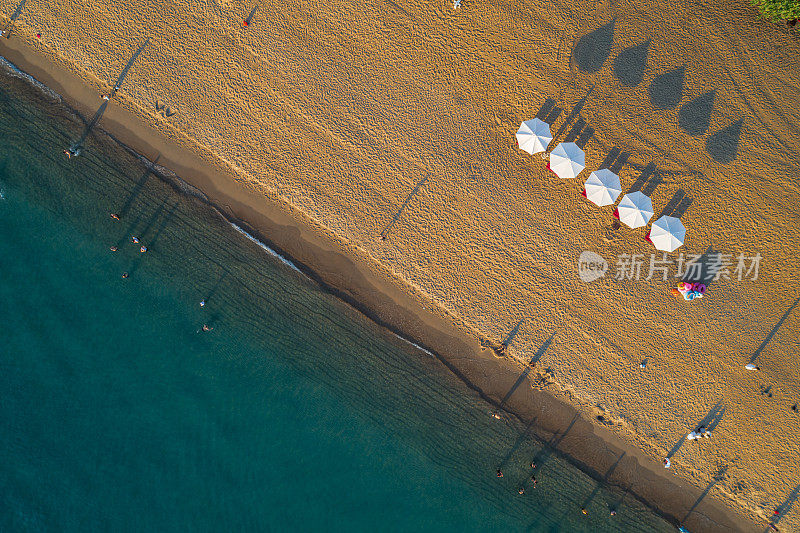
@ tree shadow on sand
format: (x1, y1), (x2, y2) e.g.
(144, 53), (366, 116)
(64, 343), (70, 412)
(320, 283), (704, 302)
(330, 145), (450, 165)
(679, 91), (716, 136)
(706, 119), (744, 164)
(613, 40), (650, 87)
(573, 20), (616, 73)
(648, 66), (686, 110)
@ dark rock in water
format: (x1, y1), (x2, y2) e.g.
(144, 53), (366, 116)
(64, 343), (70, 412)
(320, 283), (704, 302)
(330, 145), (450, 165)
(613, 40), (650, 87)
(706, 119), (744, 163)
(678, 91), (716, 135)
(648, 66), (686, 110)
(573, 20), (615, 73)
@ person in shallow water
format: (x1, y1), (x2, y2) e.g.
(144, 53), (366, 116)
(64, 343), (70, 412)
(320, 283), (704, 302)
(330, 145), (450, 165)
(201, 324), (213, 332)
(496, 469), (503, 478)
(517, 487), (524, 495)
(121, 272), (129, 279)
(111, 213), (120, 221)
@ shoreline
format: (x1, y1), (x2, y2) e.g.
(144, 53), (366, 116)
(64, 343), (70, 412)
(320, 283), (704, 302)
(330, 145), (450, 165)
(0, 29), (759, 533)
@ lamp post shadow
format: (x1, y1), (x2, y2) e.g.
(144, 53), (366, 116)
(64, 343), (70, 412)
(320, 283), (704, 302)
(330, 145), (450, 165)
(379, 175), (428, 241)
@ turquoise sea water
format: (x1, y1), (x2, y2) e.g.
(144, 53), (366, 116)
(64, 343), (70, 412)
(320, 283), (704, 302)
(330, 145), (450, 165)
(0, 62), (675, 532)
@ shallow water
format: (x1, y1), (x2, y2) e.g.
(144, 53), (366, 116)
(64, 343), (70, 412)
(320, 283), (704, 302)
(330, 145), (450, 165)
(0, 62), (674, 532)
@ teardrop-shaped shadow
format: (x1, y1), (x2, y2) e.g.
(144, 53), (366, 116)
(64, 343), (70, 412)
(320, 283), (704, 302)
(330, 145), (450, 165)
(678, 91), (716, 135)
(613, 40), (650, 87)
(706, 119), (743, 163)
(648, 66), (686, 110)
(573, 19), (616, 73)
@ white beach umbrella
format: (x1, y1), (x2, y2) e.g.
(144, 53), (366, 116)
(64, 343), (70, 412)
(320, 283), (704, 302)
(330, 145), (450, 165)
(617, 191), (654, 228)
(649, 215), (686, 252)
(584, 169), (621, 206)
(516, 119), (552, 155)
(549, 142), (585, 179)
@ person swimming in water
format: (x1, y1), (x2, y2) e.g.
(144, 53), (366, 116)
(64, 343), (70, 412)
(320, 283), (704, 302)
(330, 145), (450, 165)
(110, 246), (118, 252)
(200, 299), (206, 307)
(201, 324), (213, 332)
(517, 487), (525, 495)
(140, 246), (147, 253)
(132, 236), (140, 244)
(111, 213), (120, 221)
(122, 272), (129, 279)
(496, 469), (503, 478)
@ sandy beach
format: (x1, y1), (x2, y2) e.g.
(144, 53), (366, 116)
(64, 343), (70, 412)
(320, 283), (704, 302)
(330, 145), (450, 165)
(3, 0), (800, 530)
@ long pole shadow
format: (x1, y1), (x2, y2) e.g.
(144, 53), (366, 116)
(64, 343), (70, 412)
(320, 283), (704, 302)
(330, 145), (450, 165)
(535, 98), (556, 121)
(496, 417), (538, 471)
(495, 333), (555, 413)
(380, 175), (428, 241)
(657, 189), (686, 219)
(500, 319), (525, 351)
(528, 413), (579, 469)
(114, 213), (143, 249)
(767, 485), (800, 531)
(67, 100), (109, 155)
(112, 39), (150, 92)
(626, 162), (656, 194)
(672, 196), (693, 219)
(696, 401), (725, 432)
(244, 4), (258, 26)
(202, 270), (230, 307)
(117, 156), (159, 218)
(128, 202), (177, 277)
(552, 85), (595, 145)
(667, 401), (723, 459)
(67, 40), (149, 155)
(1, 0), (27, 38)
(580, 452), (626, 511)
(750, 296), (800, 364)
(683, 466), (727, 523)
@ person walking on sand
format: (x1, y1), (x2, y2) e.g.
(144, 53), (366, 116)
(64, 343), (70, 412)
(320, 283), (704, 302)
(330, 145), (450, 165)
(745, 363), (760, 371)
(663, 458), (671, 468)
